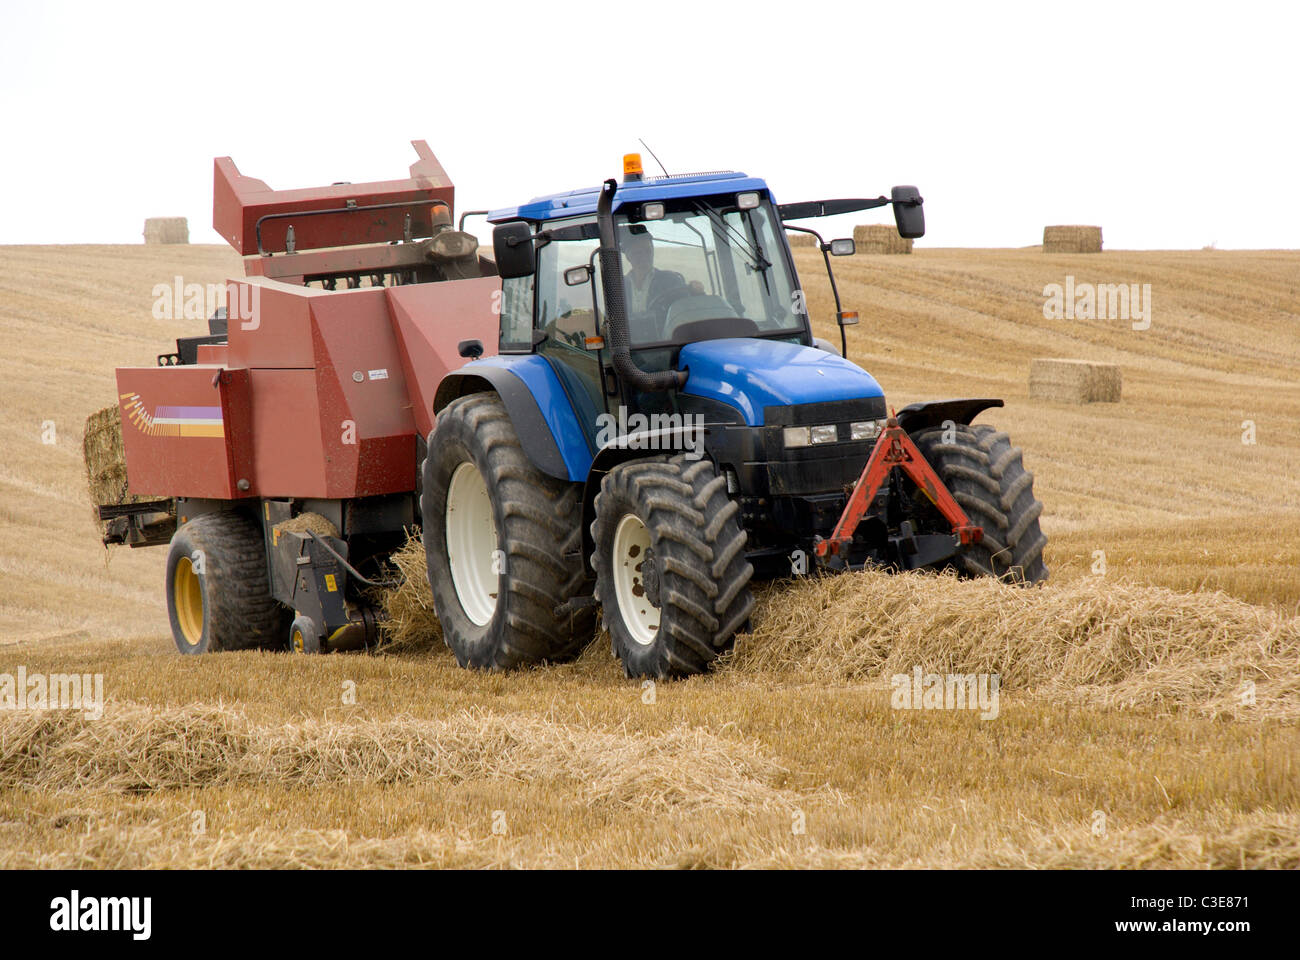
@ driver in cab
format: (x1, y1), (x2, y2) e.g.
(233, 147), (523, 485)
(621, 226), (703, 336)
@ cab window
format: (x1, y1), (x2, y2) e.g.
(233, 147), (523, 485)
(536, 220), (604, 349)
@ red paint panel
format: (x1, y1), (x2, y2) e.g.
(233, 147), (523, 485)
(116, 366), (237, 499)
(309, 287), (418, 497)
(388, 276), (501, 438)
(356, 434), (415, 497)
(217, 368), (256, 497)
(247, 369), (328, 498)
(224, 279), (319, 369)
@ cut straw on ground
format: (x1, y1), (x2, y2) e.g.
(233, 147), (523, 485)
(0, 700), (793, 813)
(5, 808), (1294, 870)
(731, 572), (1300, 719)
(380, 535), (1299, 720)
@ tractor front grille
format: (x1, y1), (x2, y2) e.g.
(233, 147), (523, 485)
(762, 396), (887, 427)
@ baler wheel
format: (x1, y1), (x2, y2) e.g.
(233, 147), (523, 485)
(165, 512), (291, 654)
(421, 394), (596, 669)
(911, 423), (1049, 583)
(591, 454), (754, 678)
(289, 615), (323, 654)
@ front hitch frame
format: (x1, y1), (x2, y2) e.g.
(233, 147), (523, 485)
(814, 416), (982, 563)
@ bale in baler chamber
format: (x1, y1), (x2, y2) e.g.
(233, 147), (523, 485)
(83, 404), (135, 522)
(83, 404), (176, 543)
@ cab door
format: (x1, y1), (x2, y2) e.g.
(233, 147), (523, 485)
(534, 225), (610, 454)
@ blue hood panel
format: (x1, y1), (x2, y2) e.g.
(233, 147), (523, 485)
(678, 338), (884, 426)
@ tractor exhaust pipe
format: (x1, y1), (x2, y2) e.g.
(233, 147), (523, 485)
(596, 179), (687, 393)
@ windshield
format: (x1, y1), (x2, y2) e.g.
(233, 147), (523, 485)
(616, 197), (804, 346)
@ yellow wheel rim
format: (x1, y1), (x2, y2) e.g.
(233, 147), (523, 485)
(173, 556), (204, 647)
(291, 626), (304, 654)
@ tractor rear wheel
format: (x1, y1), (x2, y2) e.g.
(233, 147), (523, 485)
(165, 512), (290, 654)
(911, 423), (1048, 583)
(421, 393), (596, 669)
(591, 454), (754, 678)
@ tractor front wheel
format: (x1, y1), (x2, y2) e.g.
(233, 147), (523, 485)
(911, 423), (1049, 583)
(592, 455), (754, 678)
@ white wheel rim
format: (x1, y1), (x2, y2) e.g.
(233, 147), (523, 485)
(446, 461), (499, 627)
(613, 513), (659, 645)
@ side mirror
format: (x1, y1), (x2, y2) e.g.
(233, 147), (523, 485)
(492, 221), (536, 279)
(891, 186), (925, 239)
(827, 238), (855, 256)
(564, 265), (592, 287)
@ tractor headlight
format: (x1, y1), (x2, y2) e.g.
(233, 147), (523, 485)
(850, 419), (884, 441)
(810, 424), (838, 444)
(783, 426), (811, 448)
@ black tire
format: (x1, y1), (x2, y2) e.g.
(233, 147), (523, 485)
(421, 393), (596, 669)
(289, 614), (323, 654)
(591, 454), (754, 678)
(165, 512), (290, 655)
(911, 422), (1049, 583)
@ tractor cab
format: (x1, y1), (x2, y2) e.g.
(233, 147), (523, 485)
(485, 158), (863, 459)
(482, 154), (922, 482)
(490, 161), (809, 345)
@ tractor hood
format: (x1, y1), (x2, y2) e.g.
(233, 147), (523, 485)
(677, 338), (884, 426)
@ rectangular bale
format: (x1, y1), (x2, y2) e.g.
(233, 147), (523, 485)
(1029, 358), (1122, 403)
(1043, 225), (1102, 253)
(852, 224), (912, 254)
(143, 217), (189, 244)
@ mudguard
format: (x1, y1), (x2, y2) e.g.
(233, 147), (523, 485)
(433, 356), (592, 481)
(895, 398), (1004, 434)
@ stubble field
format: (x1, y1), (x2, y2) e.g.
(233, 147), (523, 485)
(1, 242), (1296, 868)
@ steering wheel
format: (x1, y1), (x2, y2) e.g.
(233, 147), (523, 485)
(638, 284), (696, 340)
(647, 283), (691, 316)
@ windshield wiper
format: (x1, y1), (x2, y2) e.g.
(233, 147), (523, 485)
(692, 201), (770, 274)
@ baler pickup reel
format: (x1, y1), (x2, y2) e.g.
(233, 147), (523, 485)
(813, 415), (982, 571)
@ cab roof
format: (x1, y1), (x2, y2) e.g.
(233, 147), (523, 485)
(487, 170), (772, 224)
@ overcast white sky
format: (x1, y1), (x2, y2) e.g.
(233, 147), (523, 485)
(1, 0), (1295, 249)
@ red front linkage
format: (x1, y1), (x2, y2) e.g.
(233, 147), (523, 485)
(814, 416), (982, 560)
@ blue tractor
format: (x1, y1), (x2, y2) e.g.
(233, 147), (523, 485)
(423, 154), (1047, 677)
